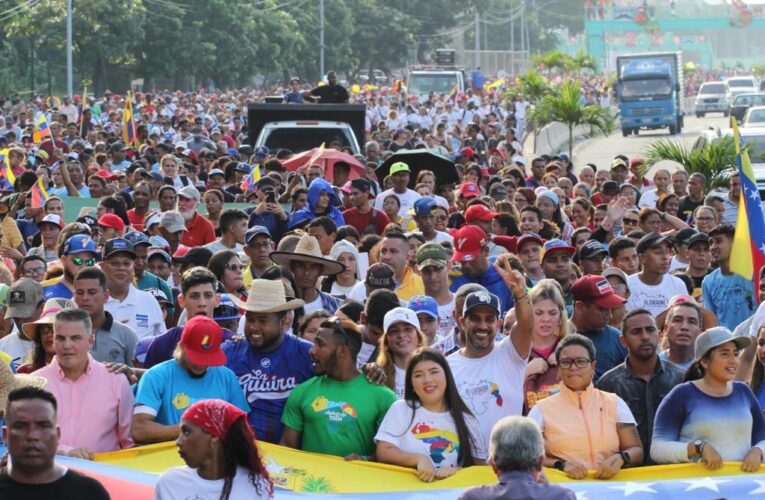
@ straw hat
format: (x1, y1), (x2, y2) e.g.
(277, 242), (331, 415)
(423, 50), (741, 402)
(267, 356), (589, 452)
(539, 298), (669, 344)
(22, 298), (75, 342)
(229, 279), (305, 314)
(0, 360), (47, 412)
(269, 234), (345, 276)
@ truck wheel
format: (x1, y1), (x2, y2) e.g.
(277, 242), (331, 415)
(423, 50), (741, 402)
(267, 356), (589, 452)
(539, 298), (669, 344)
(622, 128), (630, 137)
(724, 110), (730, 117)
(696, 112), (702, 118)
(633, 128), (639, 136)
(669, 123), (678, 135)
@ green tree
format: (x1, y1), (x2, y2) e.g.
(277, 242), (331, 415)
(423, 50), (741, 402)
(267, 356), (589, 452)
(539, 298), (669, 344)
(642, 137), (737, 190)
(504, 69), (550, 103)
(529, 80), (614, 158)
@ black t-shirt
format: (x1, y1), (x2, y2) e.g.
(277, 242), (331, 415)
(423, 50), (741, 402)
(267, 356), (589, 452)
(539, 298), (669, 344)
(0, 468), (110, 499)
(678, 195), (703, 222)
(309, 84), (349, 104)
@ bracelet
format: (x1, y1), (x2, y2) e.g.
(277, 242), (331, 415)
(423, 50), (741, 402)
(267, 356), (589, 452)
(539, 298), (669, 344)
(514, 293), (528, 301)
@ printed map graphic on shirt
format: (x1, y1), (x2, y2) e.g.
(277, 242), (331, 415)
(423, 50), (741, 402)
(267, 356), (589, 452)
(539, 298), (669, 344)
(310, 396), (358, 433)
(411, 422), (460, 465)
(172, 392), (190, 411)
(458, 380), (503, 415)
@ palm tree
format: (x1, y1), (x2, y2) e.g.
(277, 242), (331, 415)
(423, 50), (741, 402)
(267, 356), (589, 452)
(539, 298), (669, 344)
(529, 80), (615, 158)
(642, 136), (738, 190)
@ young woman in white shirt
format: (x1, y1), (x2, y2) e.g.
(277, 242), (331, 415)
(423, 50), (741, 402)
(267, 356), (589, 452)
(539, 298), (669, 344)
(375, 347), (487, 482)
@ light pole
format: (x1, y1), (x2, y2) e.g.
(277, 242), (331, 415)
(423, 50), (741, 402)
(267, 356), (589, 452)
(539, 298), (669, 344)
(67, 0), (72, 98)
(319, 0), (325, 78)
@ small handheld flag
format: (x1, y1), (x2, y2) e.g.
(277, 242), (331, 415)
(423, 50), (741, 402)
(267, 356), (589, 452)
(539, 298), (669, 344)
(30, 176), (49, 208)
(33, 114), (51, 144)
(0, 148), (15, 188)
(123, 94), (137, 146)
(240, 165), (261, 192)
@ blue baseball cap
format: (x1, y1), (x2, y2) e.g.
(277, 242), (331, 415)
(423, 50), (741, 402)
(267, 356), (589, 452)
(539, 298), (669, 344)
(541, 239), (575, 261)
(235, 162), (252, 173)
(124, 230), (150, 247)
(63, 235), (100, 258)
(408, 295), (438, 320)
(254, 146), (269, 159)
(214, 294), (241, 321)
(226, 148), (238, 156)
(463, 290), (501, 316)
(245, 225), (272, 245)
(413, 197), (437, 217)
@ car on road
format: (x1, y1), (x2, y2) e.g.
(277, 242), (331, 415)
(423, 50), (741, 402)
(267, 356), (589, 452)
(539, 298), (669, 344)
(743, 106), (765, 127)
(729, 92), (765, 122)
(694, 81), (728, 117)
(725, 75), (759, 106)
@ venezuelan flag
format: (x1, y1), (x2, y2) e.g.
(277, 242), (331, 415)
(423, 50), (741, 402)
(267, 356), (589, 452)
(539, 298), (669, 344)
(33, 114), (51, 144)
(123, 94), (137, 146)
(0, 148), (15, 188)
(448, 83), (458, 102)
(30, 175), (49, 208)
(730, 118), (765, 299)
(240, 165), (261, 192)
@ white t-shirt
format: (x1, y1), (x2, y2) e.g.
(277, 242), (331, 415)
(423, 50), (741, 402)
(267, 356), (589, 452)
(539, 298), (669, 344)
(394, 365), (406, 399)
(375, 400), (487, 469)
(668, 256), (688, 273)
(626, 273), (688, 316)
(419, 231), (454, 244)
(302, 294), (323, 315)
(637, 190), (661, 209)
(447, 336), (527, 444)
(203, 240), (244, 256)
(527, 395), (636, 431)
(330, 280), (359, 299)
(436, 298), (456, 339)
(374, 188), (422, 216)
(0, 329), (33, 367)
(154, 465), (272, 500)
(105, 285), (164, 339)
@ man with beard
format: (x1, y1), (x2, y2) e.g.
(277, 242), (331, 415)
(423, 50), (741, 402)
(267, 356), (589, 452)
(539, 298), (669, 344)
(626, 233), (687, 317)
(42, 235), (100, 300)
(703, 224), (755, 330)
(281, 318), (396, 460)
(223, 279), (311, 444)
(131, 315), (248, 444)
(597, 309), (683, 463)
(721, 172), (740, 225)
(447, 259), (532, 445)
(176, 185), (215, 247)
(102, 238), (164, 340)
(0, 387), (110, 498)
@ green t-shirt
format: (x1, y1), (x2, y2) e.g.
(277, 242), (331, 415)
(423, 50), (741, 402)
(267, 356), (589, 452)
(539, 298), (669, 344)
(281, 373), (397, 457)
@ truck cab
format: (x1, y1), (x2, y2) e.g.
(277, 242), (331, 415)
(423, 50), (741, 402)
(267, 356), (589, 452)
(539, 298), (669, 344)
(406, 69), (465, 102)
(616, 52), (684, 137)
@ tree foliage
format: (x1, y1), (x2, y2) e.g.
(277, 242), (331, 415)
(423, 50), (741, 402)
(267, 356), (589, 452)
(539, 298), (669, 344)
(642, 137), (738, 190)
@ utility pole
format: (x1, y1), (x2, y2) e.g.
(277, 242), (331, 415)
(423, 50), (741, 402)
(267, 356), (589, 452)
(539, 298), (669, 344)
(520, 0), (527, 72)
(510, 2), (515, 75)
(67, 0), (73, 98)
(474, 10), (480, 68)
(319, 0), (325, 78)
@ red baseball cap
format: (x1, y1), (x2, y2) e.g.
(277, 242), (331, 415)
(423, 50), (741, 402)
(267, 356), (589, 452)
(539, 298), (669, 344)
(180, 315), (226, 367)
(95, 168), (117, 180)
(451, 225), (487, 262)
(458, 182), (480, 199)
(98, 213), (125, 235)
(572, 275), (627, 309)
(465, 204), (498, 223)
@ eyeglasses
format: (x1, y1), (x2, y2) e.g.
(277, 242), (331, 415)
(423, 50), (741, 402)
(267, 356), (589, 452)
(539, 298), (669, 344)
(224, 264), (246, 272)
(696, 216), (714, 222)
(559, 357), (592, 369)
(71, 257), (96, 266)
(22, 267), (46, 277)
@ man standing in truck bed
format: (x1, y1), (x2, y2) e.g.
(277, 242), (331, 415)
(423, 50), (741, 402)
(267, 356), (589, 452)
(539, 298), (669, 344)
(303, 70), (349, 104)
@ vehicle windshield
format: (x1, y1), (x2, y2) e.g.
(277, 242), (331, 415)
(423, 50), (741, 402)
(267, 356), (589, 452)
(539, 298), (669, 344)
(620, 78), (672, 100)
(734, 94), (765, 106)
(728, 79), (755, 88)
(262, 128), (355, 154)
(742, 134), (765, 162)
(699, 83), (725, 94)
(745, 110), (765, 125)
(408, 73), (459, 95)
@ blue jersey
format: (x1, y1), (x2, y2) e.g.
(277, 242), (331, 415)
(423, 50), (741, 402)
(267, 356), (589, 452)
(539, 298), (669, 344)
(449, 256), (515, 316)
(42, 280), (73, 300)
(223, 334), (314, 443)
(134, 359), (248, 425)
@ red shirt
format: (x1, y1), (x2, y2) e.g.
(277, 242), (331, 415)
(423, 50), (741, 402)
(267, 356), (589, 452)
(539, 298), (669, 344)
(127, 209), (153, 232)
(341, 207), (390, 236)
(181, 212), (216, 247)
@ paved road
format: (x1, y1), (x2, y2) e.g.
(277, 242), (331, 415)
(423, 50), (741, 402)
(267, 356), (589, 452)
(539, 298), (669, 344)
(574, 113), (730, 174)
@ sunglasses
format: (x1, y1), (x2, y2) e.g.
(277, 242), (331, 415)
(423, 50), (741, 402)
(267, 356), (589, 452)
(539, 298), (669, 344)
(71, 257), (96, 266)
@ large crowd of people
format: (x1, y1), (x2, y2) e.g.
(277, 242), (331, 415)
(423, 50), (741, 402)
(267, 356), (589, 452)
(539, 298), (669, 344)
(0, 75), (764, 499)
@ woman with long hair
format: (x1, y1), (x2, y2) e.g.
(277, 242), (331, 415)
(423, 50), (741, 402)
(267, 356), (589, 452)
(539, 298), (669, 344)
(376, 307), (428, 398)
(382, 194), (416, 231)
(569, 197), (594, 230)
(16, 298), (73, 374)
(523, 280), (572, 413)
(204, 189), (226, 236)
(155, 399), (273, 499)
(536, 190), (573, 242)
(651, 327), (765, 472)
(209, 250), (247, 301)
(375, 347), (487, 482)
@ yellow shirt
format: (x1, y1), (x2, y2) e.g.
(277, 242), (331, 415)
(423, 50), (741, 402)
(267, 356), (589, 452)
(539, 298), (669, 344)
(396, 266), (424, 302)
(2, 217), (23, 249)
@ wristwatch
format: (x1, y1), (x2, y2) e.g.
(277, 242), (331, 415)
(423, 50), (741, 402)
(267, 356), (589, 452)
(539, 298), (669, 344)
(553, 459), (566, 471)
(693, 439), (706, 457)
(620, 450), (631, 466)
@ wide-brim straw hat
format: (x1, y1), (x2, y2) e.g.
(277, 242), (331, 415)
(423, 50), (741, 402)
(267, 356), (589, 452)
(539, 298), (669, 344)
(229, 279), (306, 314)
(0, 360), (47, 411)
(269, 234), (345, 276)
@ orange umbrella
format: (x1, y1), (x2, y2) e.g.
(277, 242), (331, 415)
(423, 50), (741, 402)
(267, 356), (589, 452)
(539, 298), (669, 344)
(281, 147), (367, 182)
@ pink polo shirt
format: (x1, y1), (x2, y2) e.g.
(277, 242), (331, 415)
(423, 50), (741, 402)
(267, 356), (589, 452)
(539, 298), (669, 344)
(34, 355), (134, 453)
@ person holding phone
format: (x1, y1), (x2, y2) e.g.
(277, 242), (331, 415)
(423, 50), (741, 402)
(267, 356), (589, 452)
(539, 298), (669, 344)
(247, 177), (289, 242)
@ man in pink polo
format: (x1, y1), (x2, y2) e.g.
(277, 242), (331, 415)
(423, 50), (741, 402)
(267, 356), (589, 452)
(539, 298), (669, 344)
(34, 307), (134, 459)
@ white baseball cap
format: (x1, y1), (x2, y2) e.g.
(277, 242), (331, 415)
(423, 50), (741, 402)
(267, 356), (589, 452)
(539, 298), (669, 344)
(383, 307), (420, 334)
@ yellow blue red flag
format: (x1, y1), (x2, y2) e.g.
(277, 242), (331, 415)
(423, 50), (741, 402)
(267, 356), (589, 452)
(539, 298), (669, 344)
(30, 175), (49, 208)
(0, 148), (15, 189)
(33, 114), (51, 144)
(123, 94), (137, 146)
(448, 83), (458, 102)
(730, 118), (765, 300)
